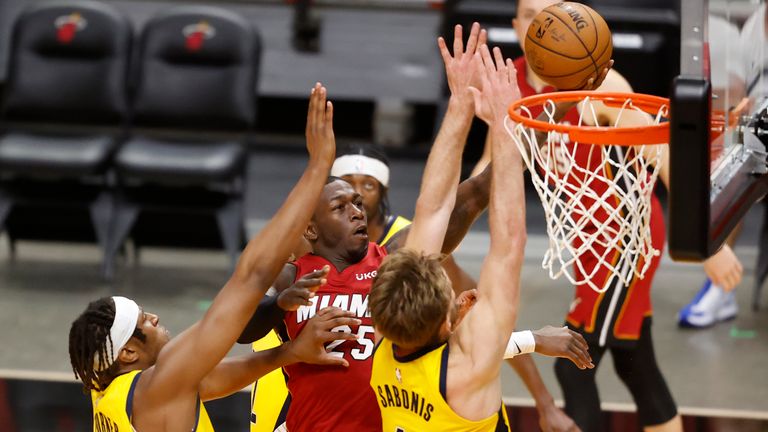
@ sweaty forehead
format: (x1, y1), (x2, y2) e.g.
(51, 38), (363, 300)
(321, 179), (356, 202)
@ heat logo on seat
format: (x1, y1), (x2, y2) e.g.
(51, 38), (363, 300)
(182, 21), (216, 52)
(54, 12), (87, 44)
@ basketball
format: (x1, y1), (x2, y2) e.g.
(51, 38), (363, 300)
(524, 2), (613, 90)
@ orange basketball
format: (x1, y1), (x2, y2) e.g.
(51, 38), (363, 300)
(524, 2), (613, 90)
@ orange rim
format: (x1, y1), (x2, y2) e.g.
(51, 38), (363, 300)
(507, 91), (670, 146)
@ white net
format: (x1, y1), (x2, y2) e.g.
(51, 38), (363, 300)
(506, 95), (668, 293)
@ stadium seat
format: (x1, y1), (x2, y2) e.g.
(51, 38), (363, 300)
(0, 0), (131, 262)
(103, 5), (260, 278)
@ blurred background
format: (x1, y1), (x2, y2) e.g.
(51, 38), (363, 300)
(0, 0), (766, 431)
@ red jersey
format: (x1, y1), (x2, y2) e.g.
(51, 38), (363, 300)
(515, 56), (666, 345)
(282, 243), (386, 432)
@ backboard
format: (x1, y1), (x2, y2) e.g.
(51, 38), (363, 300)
(670, 0), (768, 261)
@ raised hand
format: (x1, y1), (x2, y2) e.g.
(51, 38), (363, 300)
(581, 59), (614, 91)
(287, 307), (360, 367)
(469, 45), (522, 126)
(438, 22), (485, 104)
(533, 326), (594, 370)
(278, 266), (329, 311)
(305, 82), (336, 164)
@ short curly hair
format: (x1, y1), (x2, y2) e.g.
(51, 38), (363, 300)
(369, 249), (453, 348)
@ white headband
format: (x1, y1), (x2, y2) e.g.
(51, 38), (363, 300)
(108, 296), (140, 364)
(331, 155), (390, 187)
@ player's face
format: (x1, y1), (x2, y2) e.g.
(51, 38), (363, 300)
(135, 308), (171, 365)
(312, 180), (369, 262)
(341, 174), (384, 222)
(513, 0), (560, 53)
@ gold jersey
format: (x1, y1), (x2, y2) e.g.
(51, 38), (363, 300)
(91, 370), (214, 432)
(370, 339), (511, 432)
(250, 330), (290, 432)
(379, 215), (411, 246)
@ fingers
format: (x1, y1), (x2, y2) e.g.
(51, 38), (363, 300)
(322, 316), (362, 330)
(568, 328), (588, 352)
(722, 266), (742, 291)
(437, 36), (452, 65)
(479, 44), (495, 73)
(315, 306), (354, 319)
(318, 327), (359, 343)
(307, 82), (326, 134)
(314, 85), (326, 130)
(306, 82), (319, 132)
(465, 22), (481, 57)
(325, 100), (334, 128)
(567, 329), (593, 369)
(453, 24), (464, 60)
(295, 278), (325, 289)
(586, 59), (613, 90)
(478, 28), (487, 48)
(300, 266), (330, 281)
(316, 354), (350, 368)
(712, 265), (741, 291)
(507, 58), (517, 85)
(493, 46), (505, 71)
(568, 343), (593, 369)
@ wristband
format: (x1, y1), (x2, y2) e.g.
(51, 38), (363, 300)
(504, 330), (536, 359)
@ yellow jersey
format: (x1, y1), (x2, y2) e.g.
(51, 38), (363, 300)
(250, 330), (290, 431)
(249, 214), (412, 431)
(379, 215), (411, 246)
(371, 339), (511, 432)
(91, 370), (214, 432)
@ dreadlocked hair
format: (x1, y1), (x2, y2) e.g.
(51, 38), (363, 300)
(68, 297), (146, 393)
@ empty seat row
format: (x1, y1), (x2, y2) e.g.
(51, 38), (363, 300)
(0, 0), (261, 278)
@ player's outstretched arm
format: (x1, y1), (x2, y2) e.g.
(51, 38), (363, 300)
(451, 45), (525, 410)
(139, 84), (336, 402)
(405, 23), (481, 254)
(200, 307), (359, 401)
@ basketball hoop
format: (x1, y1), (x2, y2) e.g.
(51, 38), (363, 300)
(506, 91), (670, 293)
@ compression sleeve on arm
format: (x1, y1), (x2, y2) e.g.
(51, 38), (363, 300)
(237, 295), (286, 344)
